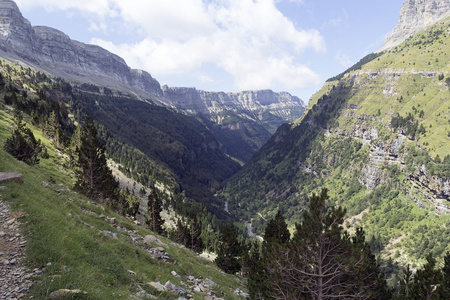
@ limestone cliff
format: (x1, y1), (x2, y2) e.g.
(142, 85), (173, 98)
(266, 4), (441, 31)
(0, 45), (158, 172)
(379, 0), (450, 51)
(162, 86), (305, 134)
(0, 0), (305, 144)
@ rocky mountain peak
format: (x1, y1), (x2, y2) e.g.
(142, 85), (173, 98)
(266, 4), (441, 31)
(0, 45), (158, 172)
(0, 0), (305, 137)
(378, 0), (450, 52)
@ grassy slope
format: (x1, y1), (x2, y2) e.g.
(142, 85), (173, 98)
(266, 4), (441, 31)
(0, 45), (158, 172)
(0, 109), (245, 299)
(222, 16), (450, 271)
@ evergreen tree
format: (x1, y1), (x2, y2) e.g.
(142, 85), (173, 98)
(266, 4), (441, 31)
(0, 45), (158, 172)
(186, 214), (203, 253)
(349, 227), (390, 299)
(146, 188), (165, 235)
(265, 189), (388, 299)
(74, 116), (118, 205)
(248, 210), (290, 299)
(174, 218), (188, 245)
(247, 241), (267, 300)
(397, 264), (414, 299)
(263, 210), (290, 248)
(411, 253), (444, 299)
(442, 251), (450, 298)
(4, 109), (42, 165)
(215, 224), (242, 274)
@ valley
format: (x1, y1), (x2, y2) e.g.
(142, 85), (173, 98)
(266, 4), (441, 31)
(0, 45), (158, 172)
(0, 0), (450, 298)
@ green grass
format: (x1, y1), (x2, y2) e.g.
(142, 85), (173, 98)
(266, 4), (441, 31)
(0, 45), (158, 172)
(0, 109), (245, 299)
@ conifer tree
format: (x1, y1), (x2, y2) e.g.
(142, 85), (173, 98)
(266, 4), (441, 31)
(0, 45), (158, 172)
(442, 251), (450, 298)
(398, 264), (414, 299)
(265, 189), (388, 299)
(174, 218), (188, 245)
(248, 210), (290, 299)
(411, 253), (444, 299)
(247, 241), (267, 300)
(4, 109), (42, 165)
(215, 224), (242, 274)
(147, 188), (165, 235)
(74, 116), (118, 204)
(186, 214), (203, 253)
(263, 210), (290, 248)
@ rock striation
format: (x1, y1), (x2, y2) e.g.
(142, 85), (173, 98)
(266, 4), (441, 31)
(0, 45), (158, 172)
(0, 0), (163, 102)
(378, 0), (450, 52)
(162, 86), (305, 133)
(0, 0), (305, 132)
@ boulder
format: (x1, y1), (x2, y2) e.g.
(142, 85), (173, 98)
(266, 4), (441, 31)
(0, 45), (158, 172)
(0, 173), (24, 184)
(147, 281), (167, 292)
(48, 289), (87, 299)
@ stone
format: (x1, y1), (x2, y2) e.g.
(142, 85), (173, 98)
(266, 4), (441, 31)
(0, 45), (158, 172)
(143, 235), (158, 245)
(171, 270), (180, 278)
(0, 173), (24, 184)
(165, 281), (177, 291)
(48, 289), (87, 299)
(193, 285), (201, 293)
(147, 281), (167, 292)
(204, 278), (215, 286)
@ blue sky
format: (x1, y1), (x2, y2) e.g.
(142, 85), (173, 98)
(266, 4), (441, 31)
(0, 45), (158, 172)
(14, 0), (403, 102)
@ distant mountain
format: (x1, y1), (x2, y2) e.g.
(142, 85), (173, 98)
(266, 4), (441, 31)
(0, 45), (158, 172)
(0, 0), (305, 163)
(223, 0), (450, 269)
(162, 87), (305, 162)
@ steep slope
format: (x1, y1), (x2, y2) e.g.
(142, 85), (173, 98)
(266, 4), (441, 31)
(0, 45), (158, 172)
(0, 0), (305, 163)
(222, 10), (450, 267)
(379, 0), (450, 51)
(0, 110), (246, 299)
(163, 87), (305, 162)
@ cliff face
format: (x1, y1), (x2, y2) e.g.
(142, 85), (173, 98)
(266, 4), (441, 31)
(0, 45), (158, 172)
(0, 0), (305, 145)
(162, 86), (305, 134)
(0, 0), (163, 102)
(379, 0), (450, 51)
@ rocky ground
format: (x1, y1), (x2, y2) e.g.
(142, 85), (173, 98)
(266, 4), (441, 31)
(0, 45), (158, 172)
(0, 191), (35, 300)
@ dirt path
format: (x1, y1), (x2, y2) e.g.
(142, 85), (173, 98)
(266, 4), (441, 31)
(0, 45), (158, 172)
(0, 179), (35, 299)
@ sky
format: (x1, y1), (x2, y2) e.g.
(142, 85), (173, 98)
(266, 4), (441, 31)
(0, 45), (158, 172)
(14, 0), (404, 102)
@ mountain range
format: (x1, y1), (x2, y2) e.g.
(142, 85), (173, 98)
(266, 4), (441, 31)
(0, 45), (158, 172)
(0, 0), (304, 164)
(1, 0), (450, 284)
(222, 0), (450, 269)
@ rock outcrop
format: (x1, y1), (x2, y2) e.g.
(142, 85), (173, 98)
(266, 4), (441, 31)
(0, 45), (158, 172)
(0, 0), (163, 103)
(0, 0), (305, 133)
(378, 0), (450, 52)
(162, 86), (305, 133)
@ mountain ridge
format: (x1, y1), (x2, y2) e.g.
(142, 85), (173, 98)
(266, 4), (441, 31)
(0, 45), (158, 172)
(379, 0), (450, 51)
(0, 0), (305, 137)
(222, 7), (450, 268)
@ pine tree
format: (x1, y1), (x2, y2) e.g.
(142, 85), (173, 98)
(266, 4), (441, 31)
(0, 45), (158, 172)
(442, 251), (450, 298)
(265, 189), (387, 300)
(174, 218), (188, 245)
(4, 109), (42, 165)
(248, 210), (290, 299)
(411, 253), (444, 299)
(186, 214), (203, 253)
(247, 241), (267, 300)
(74, 116), (118, 205)
(147, 188), (165, 235)
(215, 224), (242, 274)
(398, 264), (414, 299)
(263, 210), (290, 248)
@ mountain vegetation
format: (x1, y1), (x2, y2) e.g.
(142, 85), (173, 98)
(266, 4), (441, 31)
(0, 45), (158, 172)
(221, 12), (450, 283)
(1, 0), (450, 298)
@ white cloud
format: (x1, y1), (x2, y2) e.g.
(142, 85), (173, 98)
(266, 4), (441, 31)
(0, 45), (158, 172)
(17, 0), (326, 92)
(15, 0), (116, 17)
